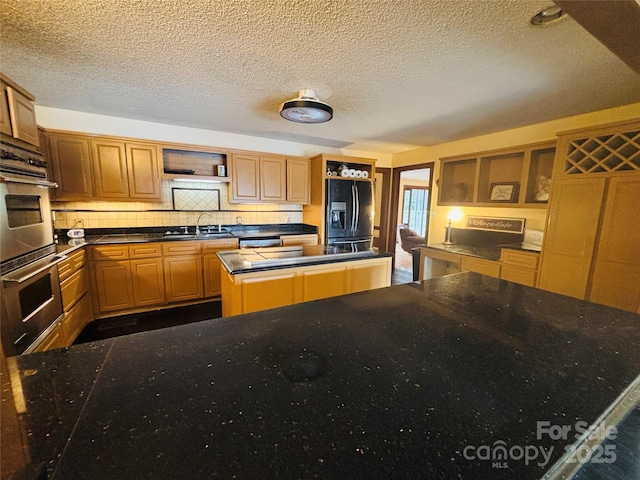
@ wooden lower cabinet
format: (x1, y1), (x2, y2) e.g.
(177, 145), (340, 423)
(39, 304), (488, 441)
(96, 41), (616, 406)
(203, 239), (239, 297)
(60, 294), (92, 343)
(32, 324), (65, 353)
(93, 260), (135, 312)
(164, 256), (204, 302)
(499, 248), (539, 287)
(222, 256), (392, 316)
(300, 266), (347, 302)
(460, 256), (501, 278)
(89, 239), (238, 316)
(130, 258), (165, 306)
(240, 272), (297, 313)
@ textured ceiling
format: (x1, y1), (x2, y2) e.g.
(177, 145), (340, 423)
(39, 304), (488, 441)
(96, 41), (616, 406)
(1, 0), (639, 154)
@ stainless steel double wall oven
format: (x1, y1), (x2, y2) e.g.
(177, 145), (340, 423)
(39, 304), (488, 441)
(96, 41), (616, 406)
(1, 140), (65, 355)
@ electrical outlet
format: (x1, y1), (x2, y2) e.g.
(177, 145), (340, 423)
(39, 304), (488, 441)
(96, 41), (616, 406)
(236, 216), (243, 224)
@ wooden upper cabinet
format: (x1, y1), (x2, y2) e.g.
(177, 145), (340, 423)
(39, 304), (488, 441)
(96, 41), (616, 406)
(1, 75), (39, 147)
(230, 153), (310, 204)
(230, 154), (260, 202)
(260, 156), (287, 202)
(48, 133), (94, 199)
(287, 157), (310, 204)
(91, 139), (129, 198)
(47, 132), (162, 202)
(0, 82), (12, 136)
(126, 143), (161, 200)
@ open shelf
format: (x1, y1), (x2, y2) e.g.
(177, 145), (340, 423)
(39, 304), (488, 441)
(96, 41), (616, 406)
(439, 158), (477, 203)
(438, 142), (556, 208)
(323, 156), (375, 181)
(477, 152), (524, 203)
(162, 148), (230, 182)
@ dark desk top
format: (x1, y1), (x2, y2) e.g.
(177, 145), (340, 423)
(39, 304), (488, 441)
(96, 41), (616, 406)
(424, 243), (540, 261)
(4, 273), (639, 479)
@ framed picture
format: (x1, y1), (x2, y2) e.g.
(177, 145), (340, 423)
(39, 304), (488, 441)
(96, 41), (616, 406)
(489, 182), (519, 202)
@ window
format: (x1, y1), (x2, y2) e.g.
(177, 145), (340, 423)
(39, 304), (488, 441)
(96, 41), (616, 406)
(401, 187), (429, 237)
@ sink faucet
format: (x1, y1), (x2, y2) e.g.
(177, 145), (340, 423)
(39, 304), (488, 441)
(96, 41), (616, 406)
(195, 213), (214, 237)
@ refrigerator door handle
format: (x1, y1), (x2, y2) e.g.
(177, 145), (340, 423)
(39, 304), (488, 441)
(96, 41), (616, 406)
(351, 184), (357, 233)
(354, 184), (360, 233)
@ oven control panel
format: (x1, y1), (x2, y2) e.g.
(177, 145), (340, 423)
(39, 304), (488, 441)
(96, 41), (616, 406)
(0, 140), (48, 178)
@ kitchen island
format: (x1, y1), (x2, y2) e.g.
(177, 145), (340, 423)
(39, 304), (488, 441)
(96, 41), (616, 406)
(2, 273), (639, 479)
(218, 244), (393, 316)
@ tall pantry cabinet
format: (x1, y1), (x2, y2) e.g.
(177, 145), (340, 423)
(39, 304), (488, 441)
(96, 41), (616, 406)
(538, 119), (640, 313)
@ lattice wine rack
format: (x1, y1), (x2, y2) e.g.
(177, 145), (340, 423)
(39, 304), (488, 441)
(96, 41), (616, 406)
(563, 128), (640, 175)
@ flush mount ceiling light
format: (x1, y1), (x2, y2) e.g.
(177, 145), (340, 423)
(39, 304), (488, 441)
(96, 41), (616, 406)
(531, 5), (566, 26)
(279, 89), (333, 124)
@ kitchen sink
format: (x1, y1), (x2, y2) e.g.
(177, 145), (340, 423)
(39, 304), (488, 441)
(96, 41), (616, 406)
(162, 233), (233, 239)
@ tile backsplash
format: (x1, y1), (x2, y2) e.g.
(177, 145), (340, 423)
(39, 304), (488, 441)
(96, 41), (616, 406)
(52, 180), (303, 229)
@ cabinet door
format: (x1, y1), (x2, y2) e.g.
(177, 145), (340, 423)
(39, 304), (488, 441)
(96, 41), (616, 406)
(300, 266), (347, 301)
(60, 294), (92, 345)
(32, 323), (64, 353)
(164, 256), (203, 302)
(287, 158), (311, 204)
(93, 261), (135, 312)
(126, 143), (162, 201)
(5, 86), (39, 146)
(260, 156), (287, 202)
(48, 134), (94, 199)
(131, 258), (166, 306)
(589, 176), (640, 313)
(230, 154), (260, 202)
(349, 259), (392, 293)
(0, 81), (12, 136)
(538, 178), (606, 299)
(91, 139), (129, 198)
(203, 254), (224, 298)
(239, 273), (297, 314)
(60, 267), (89, 312)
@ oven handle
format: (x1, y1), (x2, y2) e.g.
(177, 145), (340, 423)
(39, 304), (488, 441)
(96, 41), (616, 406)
(0, 174), (58, 188)
(2, 254), (67, 285)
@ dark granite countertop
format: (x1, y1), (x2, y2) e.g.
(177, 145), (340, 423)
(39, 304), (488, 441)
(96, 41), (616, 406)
(219, 244), (391, 274)
(3, 273), (639, 479)
(53, 224), (319, 247)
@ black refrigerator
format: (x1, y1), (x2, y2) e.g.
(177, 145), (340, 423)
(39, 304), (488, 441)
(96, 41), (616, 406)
(325, 179), (374, 248)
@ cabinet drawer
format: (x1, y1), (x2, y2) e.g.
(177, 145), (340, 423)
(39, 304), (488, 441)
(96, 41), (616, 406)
(61, 267), (89, 311)
(57, 256), (74, 282)
(460, 256), (501, 278)
(129, 244), (162, 258)
(61, 294), (92, 344)
(201, 239), (239, 252)
(421, 247), (462, 266)
(500, 249), (539, 269)
(162, 242), (202, 256)
(281, 234), (318, 246)
(91, 245), (129, 261)
(500, 265), (537, 287)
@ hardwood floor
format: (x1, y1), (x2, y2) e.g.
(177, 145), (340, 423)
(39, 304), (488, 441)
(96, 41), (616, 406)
(392, 243), (416, 285)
